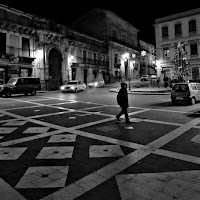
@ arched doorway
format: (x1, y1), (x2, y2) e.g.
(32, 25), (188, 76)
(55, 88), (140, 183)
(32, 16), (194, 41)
(48, 48), (62, 90)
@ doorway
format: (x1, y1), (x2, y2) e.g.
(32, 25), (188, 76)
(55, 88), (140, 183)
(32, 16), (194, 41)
(83, 69), (88, 84)
(48, 48), (62, 90)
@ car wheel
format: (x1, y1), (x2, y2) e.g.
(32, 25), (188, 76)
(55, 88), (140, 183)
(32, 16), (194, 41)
(24, 92), (28, 96)
(191, 97), (196, 105)
(74, 88), (77, 93)
(171, 100), (176, 105)
(31, 89), (36, 96)
(5, 90), (11, 98)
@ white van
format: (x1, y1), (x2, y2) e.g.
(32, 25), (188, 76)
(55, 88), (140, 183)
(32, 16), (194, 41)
(171, 82), (200, 105)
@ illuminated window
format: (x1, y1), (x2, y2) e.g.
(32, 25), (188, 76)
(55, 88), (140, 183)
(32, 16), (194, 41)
(163, 47), (170, 58)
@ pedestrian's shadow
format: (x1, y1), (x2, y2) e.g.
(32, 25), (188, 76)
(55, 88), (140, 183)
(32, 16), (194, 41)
(149, 102), (172, 107)
(150, 101), (190, 107)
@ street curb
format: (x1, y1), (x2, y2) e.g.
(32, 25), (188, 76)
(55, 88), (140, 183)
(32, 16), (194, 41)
(109, 89), (171, 95)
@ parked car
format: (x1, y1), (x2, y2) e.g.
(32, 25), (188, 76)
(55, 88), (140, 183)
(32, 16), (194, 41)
(150, 74), (157, 80)
(60, 80), (86, 93)
(140, 75), (150, 81)
(171, 82), (200, 105)
(0, 77), (41, 97)
(88, 78), (105, 88)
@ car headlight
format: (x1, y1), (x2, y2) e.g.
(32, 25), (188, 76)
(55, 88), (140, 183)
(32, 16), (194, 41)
(60, 86), (65, 90)
(94, 82), (98, 87)
(71, 86), (75, 90)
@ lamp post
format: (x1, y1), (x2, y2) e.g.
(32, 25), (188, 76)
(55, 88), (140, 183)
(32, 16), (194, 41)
(122, 53), (131, 90)
(141, 50), (147, 75)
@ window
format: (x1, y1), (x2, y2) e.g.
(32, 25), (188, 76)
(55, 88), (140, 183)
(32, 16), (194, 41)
(189, 20), (196, 32)
(173, 84), (189, 91)
(0, 33), (6, 54)
(192, 67), (199, 80)
(163, 47), (170, 58)
(131, 38), (134, 46)
(162, 26), (168, 38)
(22, 37), (30, 57)
(112, 30), (117, 39)
(83, 50), (87, 62)
(93, 52), (97, 64)
(114, 54), (118, 64)
(175, 23), (182, 35)
(10, 34), (19, 56)
(88, 52), (92, 59)
(122, 34), (126, 43)
(190, 43), (198, 55)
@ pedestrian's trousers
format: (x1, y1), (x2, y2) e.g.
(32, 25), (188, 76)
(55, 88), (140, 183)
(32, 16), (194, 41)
(116, 107), (129, 121)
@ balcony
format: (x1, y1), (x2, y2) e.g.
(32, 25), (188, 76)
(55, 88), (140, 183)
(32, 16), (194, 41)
(18, 56), (35, 64)
(0, 53), (14, 60)
(73, 56), (109, 67)
(107, 36), (140, 51)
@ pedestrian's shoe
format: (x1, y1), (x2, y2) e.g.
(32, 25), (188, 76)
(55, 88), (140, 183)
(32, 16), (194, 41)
(116, 116), (121, 121)
(126, 120), (131, 124)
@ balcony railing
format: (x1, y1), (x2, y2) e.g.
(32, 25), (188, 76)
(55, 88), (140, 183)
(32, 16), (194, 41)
(107, 36), (140, 51)
(0, 46), (35, 63)
(73, 56), (109, 67)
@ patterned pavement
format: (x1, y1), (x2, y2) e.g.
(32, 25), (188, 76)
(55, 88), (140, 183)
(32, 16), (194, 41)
(1, 96), (200, 199)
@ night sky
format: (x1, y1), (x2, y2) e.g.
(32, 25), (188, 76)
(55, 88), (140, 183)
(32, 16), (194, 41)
(0, 1), (199, 45)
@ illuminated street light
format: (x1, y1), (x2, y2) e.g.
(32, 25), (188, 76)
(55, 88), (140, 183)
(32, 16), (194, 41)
(141, 50), (147, 76)
(122, 52), (131, 91)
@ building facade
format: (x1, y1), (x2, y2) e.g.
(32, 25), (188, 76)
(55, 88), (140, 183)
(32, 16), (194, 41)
(154, 8), (200, 81)
(139, 40), (156, 76)
(71, 8), (141, 82)
(0, 4), (155, 90)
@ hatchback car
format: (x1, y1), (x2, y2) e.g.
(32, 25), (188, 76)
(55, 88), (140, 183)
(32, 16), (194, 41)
(140, 75), (150, 81)
(0, 77), (41, 97)
(60, 80), (86, 93)
(88, 78), (105, 88)
(171, 82), (200, 105)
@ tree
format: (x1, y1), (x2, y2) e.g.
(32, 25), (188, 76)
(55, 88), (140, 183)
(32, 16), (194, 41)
(173, 41), (191, 82)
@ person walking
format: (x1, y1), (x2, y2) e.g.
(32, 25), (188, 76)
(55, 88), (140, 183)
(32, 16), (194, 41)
(116, 82), (130, 123)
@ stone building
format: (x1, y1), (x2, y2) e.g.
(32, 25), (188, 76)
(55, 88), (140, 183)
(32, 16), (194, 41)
(139, 40), (156, 76)
(0, 4), (110, 90)
(71, 8), (141, 82)
(154, 8), (200, 81)
(0, 4), (155, 90)
(0, 4), (36, 85)
(66, 28), (109, 84)
(0, 4), (70, 90)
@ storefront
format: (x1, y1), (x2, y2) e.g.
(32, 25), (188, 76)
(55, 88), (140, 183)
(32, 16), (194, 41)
(0, 65), (33, 83)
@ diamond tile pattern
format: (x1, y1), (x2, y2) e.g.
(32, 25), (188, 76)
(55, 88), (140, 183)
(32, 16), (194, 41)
(15, 166), (69, 188)
(48, 134), (77, 143)
(23, 127), (50, 134)
(36, 146), (74, 159)
(89, 145), (124, 158)
(3, 120), (27, 126)
(0, 147), (27, 160)
(0, 127), (17, 134)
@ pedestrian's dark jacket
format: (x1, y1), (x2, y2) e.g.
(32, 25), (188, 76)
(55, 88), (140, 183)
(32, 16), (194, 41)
(117, 87), (129, 108)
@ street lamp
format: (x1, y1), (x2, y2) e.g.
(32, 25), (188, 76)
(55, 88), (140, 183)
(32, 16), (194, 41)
(122, 52), (131, 90)
(141, 50), (147, 76)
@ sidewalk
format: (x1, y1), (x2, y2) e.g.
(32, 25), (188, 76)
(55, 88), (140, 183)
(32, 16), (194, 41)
(107, 80), (171, 95)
